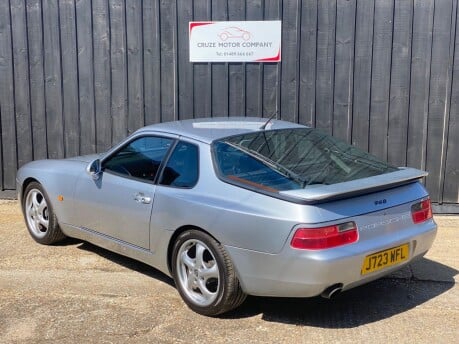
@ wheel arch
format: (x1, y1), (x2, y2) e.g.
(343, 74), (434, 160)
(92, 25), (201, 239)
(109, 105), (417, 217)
(166, 223), (248, 314)
(20, 177), (41, 206)
(166, 225), (221, 275)
(20, 176), (70, 228)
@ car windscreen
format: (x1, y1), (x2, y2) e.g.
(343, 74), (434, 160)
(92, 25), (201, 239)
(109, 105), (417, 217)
(212, 128), (398, 192)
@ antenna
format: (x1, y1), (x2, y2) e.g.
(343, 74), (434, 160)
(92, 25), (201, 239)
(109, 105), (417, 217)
(259, 111), (278, 130)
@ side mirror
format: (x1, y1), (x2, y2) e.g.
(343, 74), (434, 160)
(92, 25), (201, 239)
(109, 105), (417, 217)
(86, 159), (102, 180)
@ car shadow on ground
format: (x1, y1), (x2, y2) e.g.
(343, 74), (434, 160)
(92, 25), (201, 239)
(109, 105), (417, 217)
(225, 258), (457, 327)
(64, 239), (176, 287)
(67, 239), (457, 328)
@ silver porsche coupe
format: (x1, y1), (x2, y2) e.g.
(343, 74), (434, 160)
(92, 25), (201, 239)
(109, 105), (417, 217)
(17, 117), (437, 316)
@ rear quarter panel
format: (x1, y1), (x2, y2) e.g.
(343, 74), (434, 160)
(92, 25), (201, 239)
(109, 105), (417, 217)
(152, 180), (430, 254)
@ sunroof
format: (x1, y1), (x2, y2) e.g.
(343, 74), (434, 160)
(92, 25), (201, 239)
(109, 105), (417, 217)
(192, 121), (272, 130)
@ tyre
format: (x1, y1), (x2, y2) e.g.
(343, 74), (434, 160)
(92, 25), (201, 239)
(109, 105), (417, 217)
(171, 230), (246, 316)
(22, 182), (66, 245)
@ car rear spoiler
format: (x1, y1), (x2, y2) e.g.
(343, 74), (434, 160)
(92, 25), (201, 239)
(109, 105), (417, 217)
(279, 167), (428, 204)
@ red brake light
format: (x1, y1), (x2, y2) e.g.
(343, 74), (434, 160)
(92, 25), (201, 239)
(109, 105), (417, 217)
(291, 222), (358, 250)
(411, 198), (432, 224)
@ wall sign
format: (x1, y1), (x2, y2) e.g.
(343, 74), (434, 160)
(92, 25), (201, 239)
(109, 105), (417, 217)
(189, 20), (281, 62)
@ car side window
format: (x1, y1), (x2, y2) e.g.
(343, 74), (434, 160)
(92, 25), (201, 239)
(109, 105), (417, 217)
(159, 141), (199, 188)
(103, 136), (173, 182)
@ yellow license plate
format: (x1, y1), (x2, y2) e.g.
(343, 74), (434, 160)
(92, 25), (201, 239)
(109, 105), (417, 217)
(361, 243), (409, 275)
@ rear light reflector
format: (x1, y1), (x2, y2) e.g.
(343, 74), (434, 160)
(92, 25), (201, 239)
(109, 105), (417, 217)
(411, 198), (432, 224)
(291, 221), (358, 250)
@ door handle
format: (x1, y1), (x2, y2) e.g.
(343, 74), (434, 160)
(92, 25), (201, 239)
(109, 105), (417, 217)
(134, 192), (152, 204)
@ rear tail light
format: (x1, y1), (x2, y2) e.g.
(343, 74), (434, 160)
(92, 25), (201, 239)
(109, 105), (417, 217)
(291, 221), (358, 250)
(411, 198), (433, 224)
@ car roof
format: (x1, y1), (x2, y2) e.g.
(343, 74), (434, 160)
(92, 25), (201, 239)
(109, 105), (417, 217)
(136, 117), (306, 144)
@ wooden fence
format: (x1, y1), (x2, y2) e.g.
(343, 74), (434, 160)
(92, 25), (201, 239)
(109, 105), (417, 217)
(0, 0), (457, 210)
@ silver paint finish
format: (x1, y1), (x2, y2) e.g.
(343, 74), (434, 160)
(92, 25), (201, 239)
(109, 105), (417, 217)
(279, 168), (428, 202)
(225, 218), (436, 297)
(72, 171), (155, 249)
(135, 117), (304, 144)
(16, 117), (438, 298)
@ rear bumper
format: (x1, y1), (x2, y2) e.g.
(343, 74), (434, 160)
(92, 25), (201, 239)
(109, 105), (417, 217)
(225, 219), (437, 297)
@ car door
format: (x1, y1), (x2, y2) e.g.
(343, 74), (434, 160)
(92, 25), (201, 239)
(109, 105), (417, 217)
(73, 135), (175, 249)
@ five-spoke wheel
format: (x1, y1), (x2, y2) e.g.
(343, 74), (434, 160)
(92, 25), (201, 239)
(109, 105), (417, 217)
(22, 182), (65, 245)
(172, 230), (246, 316)
(25, 188), (49, 239)
(176, 239), (220, 307)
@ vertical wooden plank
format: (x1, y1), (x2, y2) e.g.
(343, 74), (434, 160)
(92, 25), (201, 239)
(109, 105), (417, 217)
(126, 0), (144, 133)
(11, 0), (32, 167)
(76, 0), (96, 154)
(0, 0), (17, 188)
(246, 0), (263, 117)
(193, 62), (212, 117)
(193, 0), (211, 118)
(0, 102), (2, 189)
(387, 0), (413, 166)
(143, 0), (161, 125)
(26, 0), (47, 161)
(437, 1), (457, 204)
(263, 0), (281, 118)
(0, 109), (3, 189)
(59, 0), (80, 157)
(369, 0), (394, 160)
(332, 0), (356, 142)
(352, 0), (374, 151)
(211, 0), (229, 117)
(228, 0), (245, 116)
(425, 0), (456, 202)
(299, 0), (317, 127)
(280, 0), (300, 123)
(159, 0), (177, 122)
(443, 3), (459, 203)
(42, 0), (64, 159)
(109, 0), (127, 143)
(407, 0), (434, 169)
(93, 0), (111, 152)
(176, 0), (193, 120)
(315, 0), (336, 133)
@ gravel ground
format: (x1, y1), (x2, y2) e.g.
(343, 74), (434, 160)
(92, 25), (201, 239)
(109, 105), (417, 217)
(0, 200), (457, 344)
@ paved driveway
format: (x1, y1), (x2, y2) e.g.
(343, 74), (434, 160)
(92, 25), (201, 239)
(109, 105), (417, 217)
(0, 200), (457, 343)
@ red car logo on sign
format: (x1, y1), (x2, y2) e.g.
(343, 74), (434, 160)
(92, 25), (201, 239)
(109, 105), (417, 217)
(218, 27), (251, 41)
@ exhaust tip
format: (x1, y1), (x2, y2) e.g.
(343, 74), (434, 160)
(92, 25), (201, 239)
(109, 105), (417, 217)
(321, 283), (343, 299)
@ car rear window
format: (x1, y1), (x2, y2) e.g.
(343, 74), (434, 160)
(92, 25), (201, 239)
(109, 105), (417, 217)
(212, 128), (397, 192)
